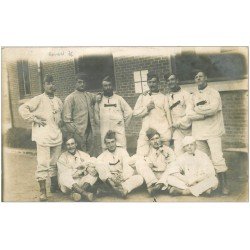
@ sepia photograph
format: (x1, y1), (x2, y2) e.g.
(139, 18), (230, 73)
(1, 46), (248, 202)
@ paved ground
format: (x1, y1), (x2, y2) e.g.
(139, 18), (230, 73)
(2, 147), (249, 202)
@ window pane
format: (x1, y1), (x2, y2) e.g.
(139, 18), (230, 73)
(141, 70), (148, 81)
(134, 71), (141, 82)
(134, 81), (142, 93)
(174, 52), (247, 83)
(22, 61), (31, 94)
(142, 81), (149, 92)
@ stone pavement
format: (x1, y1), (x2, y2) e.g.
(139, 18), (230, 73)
(2, 147), (248, 202)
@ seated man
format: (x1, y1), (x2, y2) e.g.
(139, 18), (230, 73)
(135, 128), (176, 196)
(57, 136), (100, 202)
(166, 136), (218, 197)
(97, 130), (144, 198)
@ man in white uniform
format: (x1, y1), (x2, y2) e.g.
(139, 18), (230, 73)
(186, 71), (229, 195)
(19, 74), (63, 201)
(97, 131), (144, 198)
(95, 76), (133, 150)
(165, 74), (192, 156)
(57, 136), (99, 201)
(135, 128), (176, 196)
(133, 73), (172, 156)
(166, 136), (218, 197)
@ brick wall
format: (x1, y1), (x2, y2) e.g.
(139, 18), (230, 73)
(7, 56), (248, 150)
(221, 90), (248, 148)
(41, 59), (76, 101)
(113, 55), (171, 139)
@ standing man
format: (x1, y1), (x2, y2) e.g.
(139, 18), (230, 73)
(133, 73), (172, 156)
(63, 73), (99, 156)
(186, 71), (229, 195)
(165, 74), (192, 156)
(19, 74), (63, 201)
(95, 76), (133, 151)
(135, 128), (176, 196)
(57, 136), (99, 202)
(166, 136), (218, 197)
(97, 131), (144, 198)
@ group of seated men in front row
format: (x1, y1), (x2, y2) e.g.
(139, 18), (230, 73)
(19, 70), (229, 201)
(57, 130), (219, 202)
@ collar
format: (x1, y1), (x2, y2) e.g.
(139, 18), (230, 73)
(44, 93), (55, 99)
(169, 86), (181, 93)
(198, 83), (208, 91)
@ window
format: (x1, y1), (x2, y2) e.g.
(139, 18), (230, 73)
(75, 54), (115, 91)
(134, 70), (149, 93)
(172, 50), (247, 84)
(17, 60), (31, 98)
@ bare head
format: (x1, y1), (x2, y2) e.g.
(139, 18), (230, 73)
(102, 76), (114, 97)
(43, 74), (56, 96)
(75, 73), (88, 92)
(194, 71), (207, 88)
(104, 130), (117, 152)
(147, 73), (159, 93)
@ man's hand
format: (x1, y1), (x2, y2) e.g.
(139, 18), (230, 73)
(143, 90), (150, 96)
(87, 166), (98, 176)
(76, 164), (85, 170)
(147, 101), (155, 112)
(171, 122), (180, 129)
(33, 117), (47, 127)
(72, 170), (85, 178)
(96, 93), (103, 103)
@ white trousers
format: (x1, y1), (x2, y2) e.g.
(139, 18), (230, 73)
(59, 173), (98, 194)
(36, 144), (61, 181)
(121, 175), (144, 193)
(196, 137), (228, 173)
(95, 163), (143, 193)
(135, 159), (168, 188)
(167, 175), (218, 197)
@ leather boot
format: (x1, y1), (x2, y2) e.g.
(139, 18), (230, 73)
(147, 183), (162, 196)
(70, 192), (82, 202)
(38, 180), (47, 202)
(106, 178), (127, 198)
(72, 183), (94, 202)
(50, 176), (59, 193)
(218, 172), (230, 195)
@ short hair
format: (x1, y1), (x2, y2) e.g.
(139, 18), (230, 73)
(146, 128), (160, 140)
(75, 72), (88, 81)
(43, 74), (54, 83)
(194, 70), (207, 78)
(102, 75), (112, 83)
(64, 133), (75, 144)
(164, 73), (179, 81)
(104, 130), (116, 142)
(147, 72), (159, 82)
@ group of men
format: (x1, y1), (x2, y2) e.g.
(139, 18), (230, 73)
(19, 70), (229, 201)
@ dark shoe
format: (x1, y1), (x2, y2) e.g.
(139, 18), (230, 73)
(169, 186), (184, 196)
(38, 180), (47, 202)
(81, 183), (95, 201)
(147, 183), (162, 196)
(50, 176), (59, 193)
(72, 183), (94, 202)
(70, 192), (82, 202)
(106, 178), (127, 198)
(218, 172), (230, 195)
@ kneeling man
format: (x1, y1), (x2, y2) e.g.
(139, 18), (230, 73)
(97, 130), (144, 198)
(135, 128), (176, 196)
(167, 136), (218, 197)
(57, 136), (99, 201)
